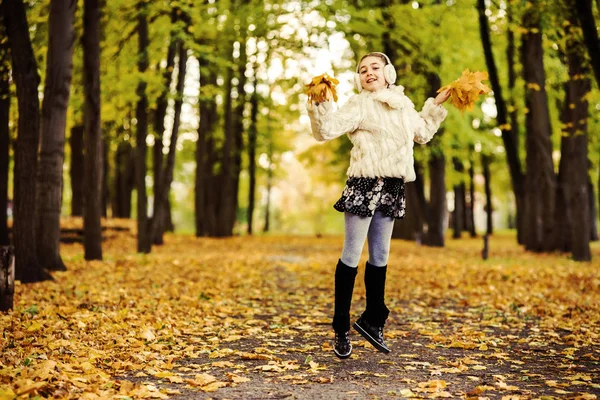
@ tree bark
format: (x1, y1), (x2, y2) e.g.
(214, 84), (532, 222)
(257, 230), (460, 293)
(424, 149), (446, 247)
(83, 0), (103, 260)
(152, 8), (178, 240)
(152, 45), (187, 244)
(2, 0), (52, 282)
(452, 182), (466, 239)
(422, 70), (446, 247)
(574, 0), (600, 88)
(135, 1), (150, 253)
(70, 125), (84, 216)
(477, 0), (525, 243)
(247, 76), (258, 235)
(196, 54), (218, 237)
(114, 140), (134, 218)
(263, 153), (272, 233)
(37, 0), (77, 271)
(521, 10), (556, 252)
(102, 138), (109, 217)
(468, 161), (476, 237)
(589, 180), (598, 241)
(0, 246), (15, 311)
(557, 0), (592, 260)
(0, 23), (9, 246)
(482, 154), (493, 235)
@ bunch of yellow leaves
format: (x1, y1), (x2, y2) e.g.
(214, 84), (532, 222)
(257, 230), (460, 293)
(305, 74), (339, 104)
(438, 69), (491, 113)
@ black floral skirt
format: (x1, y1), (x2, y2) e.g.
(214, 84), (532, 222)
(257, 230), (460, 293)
(334, 177), (406, 219)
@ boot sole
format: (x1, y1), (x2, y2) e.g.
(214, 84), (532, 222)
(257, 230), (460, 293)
(353, 322), (390, 353)
(334, 343), (352, 359)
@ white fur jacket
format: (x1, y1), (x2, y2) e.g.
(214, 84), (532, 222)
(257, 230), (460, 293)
(307, 85), (447, 182)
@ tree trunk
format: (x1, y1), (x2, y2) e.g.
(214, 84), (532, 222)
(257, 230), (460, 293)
(574, 0), (600, 88)
(2, 0), (52, 283)
(37, 0), (76, 271)
(83, 0), (103, 260)
(482, 154), (493, 235)
(114, 140), (134, 218)
(554, 133), (572, 252)
(152, 45), (187, 244)
(422, 72), (446, 247)
(477, 0), (525, 243)
(452, 183), (466, 239)
(558, 1), (592, 260)
(70, 125), (84, 216)
(0, 246), (15, 311)
(263, 156), (272, 233)
(247, 77), (258, 235)
(102, 138), (109, 217)
(521, 11), (556, 252)
(392, 182), (423, 241)
(135, 1), (150, 253)
(196, 55), (218, 237)
(152, 9), (178, 240)
(468, 161), (476, 237)
(589, 180), (598, 241)
(0, 23), (9, 247)
(424, 151), (446, 247)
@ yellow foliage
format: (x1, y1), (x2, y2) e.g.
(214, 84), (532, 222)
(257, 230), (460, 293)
(438, 69), (491, 113)
(305, 74), (339, 104)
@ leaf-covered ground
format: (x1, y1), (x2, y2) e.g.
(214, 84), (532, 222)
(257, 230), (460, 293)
(1, 218), (599, 399)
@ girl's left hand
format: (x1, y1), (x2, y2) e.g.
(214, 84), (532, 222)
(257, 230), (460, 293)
(434, 89), (451, 105)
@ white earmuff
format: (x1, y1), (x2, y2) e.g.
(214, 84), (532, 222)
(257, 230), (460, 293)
(355, 52), (397, 92)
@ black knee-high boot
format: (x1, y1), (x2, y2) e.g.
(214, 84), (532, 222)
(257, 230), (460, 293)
(353, 261), (390, 353)
(332, 259), (358, 333)
(363, 261), (389, 326)
(332, 259), (357, 359)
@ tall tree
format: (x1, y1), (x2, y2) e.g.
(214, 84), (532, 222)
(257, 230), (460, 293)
(113, 139), (134, 218)
(452, 158), (466, 239)
(477, 0), (525, 244)
(135, 0), (150, 253)
(574, 0), (600, 88)
(521, 6), (556, 252)
(83, 0), (103, 260)
(69, 124), (84, 216)
(0, 15), (10, 246)
(152, 8), (178, 241)
(196, 50), (218, 237)
(467, 160), (476, 237)
(151, 45), (187, 244)
(481, 154), (493, 235)
(555, 0), (592, 261)
(2, 0), (52, 282)
(423, 72), (446, 247)
(247, 74), (259, 235)
(37, 0), (77, 271)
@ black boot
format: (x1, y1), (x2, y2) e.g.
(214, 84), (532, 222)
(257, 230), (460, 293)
(332, 259), (357, 358)
(353, 261), (390, 353)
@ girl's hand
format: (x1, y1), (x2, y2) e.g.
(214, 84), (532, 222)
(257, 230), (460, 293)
(434, 89), (451, 105)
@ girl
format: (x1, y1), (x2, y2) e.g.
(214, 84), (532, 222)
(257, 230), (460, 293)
(307, 52), (450, 359)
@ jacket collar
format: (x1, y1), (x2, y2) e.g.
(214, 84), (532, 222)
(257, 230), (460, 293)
(362, 85), (406, 109)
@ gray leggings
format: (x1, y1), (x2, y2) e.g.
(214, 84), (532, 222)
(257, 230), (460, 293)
(340, 211), (395, 268)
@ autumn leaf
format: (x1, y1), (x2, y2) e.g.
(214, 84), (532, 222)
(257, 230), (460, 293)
(305, 74), (339, 104)
(438, 69), (491, 113)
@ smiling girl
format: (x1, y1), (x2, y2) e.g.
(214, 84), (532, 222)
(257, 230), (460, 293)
(307, 52), (450, 359)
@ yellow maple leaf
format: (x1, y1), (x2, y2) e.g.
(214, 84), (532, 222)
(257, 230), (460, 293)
(305, 74), (339, 104)
(438, 69), (491, 114)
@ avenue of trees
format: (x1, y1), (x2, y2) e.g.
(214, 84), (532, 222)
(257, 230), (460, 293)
(0, 0), (599, 283)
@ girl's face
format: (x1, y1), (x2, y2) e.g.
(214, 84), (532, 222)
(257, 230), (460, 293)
(358, 56), (387, 92)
